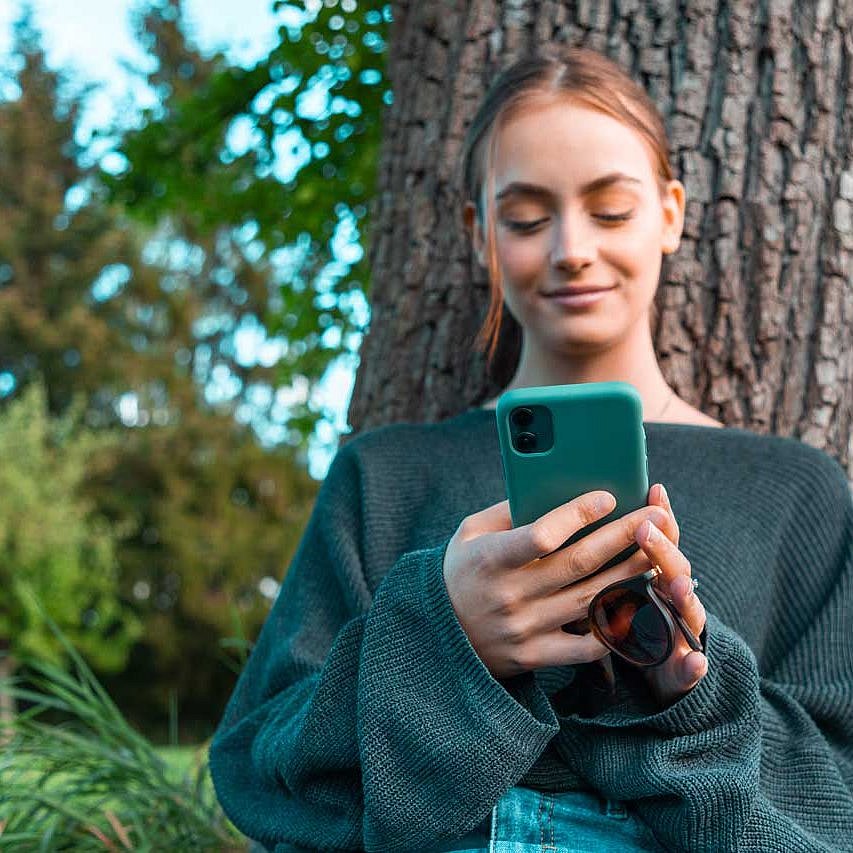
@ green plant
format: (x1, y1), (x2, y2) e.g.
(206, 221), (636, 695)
(0, 615), (248, 851)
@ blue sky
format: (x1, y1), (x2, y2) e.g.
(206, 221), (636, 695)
(0, 0), (357, 478)
(0, 0), (281, 80)
(0, 0), (285, 144)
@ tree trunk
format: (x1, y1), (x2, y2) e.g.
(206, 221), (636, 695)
(348, 0), (853, 478)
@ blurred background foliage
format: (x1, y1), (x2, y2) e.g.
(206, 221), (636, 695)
(0, 0), (388, 739)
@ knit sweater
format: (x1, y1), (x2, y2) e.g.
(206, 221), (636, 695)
(209, 409), (853, 852)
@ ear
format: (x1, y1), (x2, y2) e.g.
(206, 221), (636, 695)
(463, 201), (487, 268)
(660, 179), (686, 255)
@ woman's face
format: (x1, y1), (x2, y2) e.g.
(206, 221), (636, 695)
(466, 97), (685, 357)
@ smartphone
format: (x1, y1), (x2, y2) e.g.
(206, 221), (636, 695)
(496, 382), (649, 554)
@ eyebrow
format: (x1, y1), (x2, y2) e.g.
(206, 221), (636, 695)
(495, 171), (643, 201)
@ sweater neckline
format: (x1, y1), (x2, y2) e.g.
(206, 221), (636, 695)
(460, 406), (723, 432)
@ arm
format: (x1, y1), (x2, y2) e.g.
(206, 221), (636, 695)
(209, 446), (559, 852)
(549, 462), (853, 853)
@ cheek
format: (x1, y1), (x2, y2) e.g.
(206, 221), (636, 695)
(605, 223), (664, 287)
(496, 236), (547, 280)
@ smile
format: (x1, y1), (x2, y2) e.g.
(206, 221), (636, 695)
(541, 285), (617, 308)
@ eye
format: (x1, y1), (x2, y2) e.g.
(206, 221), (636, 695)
(504, 218), (549, 233)
(595, 211), (634, 223)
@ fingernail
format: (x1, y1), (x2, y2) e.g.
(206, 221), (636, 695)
(597, 493), (616, 513)
(659, 484), (669, 505)
(644, 520), (659, 542)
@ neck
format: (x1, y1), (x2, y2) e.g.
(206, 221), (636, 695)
(501, 321), (674, 422)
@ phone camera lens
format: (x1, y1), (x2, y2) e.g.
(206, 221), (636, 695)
(516, 431), (536, 452)
(512, 407), (534, 428)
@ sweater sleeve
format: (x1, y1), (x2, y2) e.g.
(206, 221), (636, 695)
(208, 445), (559, 852)
(548, 457), (853, 852)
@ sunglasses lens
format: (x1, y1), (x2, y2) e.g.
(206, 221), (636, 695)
(591, 586), (670, 665)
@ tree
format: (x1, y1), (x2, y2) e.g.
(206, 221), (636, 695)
(347, 1), (852, 479)
(0, 11), (145, 417)
(93, 416), (318, 737)
(106, 0), (390, 443)
(0, 382), (139, 720)
(0, 9), (320, 736)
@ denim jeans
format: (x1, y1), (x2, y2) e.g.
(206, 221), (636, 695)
(429, 785), (663, 853)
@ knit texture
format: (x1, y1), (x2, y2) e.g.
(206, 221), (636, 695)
(209, 410), (853, 852)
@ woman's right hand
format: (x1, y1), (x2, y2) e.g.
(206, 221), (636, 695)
(442, 491), (672, 680)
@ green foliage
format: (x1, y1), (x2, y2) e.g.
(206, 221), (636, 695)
(0, 608), (246, 851)
(105, 0), (390, 402)
(0, 381), (139, 671)
(0, 11), (321, 735)
(94, 416), (317, 737)
(0, 12), (145, 418)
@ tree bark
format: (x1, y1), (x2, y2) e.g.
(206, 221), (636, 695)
(348, 0), (853, 478)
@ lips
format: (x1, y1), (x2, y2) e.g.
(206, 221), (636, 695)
(542, 284), (617, 297)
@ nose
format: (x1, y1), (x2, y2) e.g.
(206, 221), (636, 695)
(550, 213), (596, 272)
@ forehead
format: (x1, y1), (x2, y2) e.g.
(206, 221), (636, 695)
(491, 98), (658, 191)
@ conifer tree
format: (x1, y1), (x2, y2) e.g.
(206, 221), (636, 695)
(0, 9), (318, 735)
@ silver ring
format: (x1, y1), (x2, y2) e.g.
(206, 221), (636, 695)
(690, 578), (699, 590)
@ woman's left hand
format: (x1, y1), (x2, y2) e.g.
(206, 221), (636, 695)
(634, 483), (708, 706)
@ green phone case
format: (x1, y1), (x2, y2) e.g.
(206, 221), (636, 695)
(496, 382), (649, 544)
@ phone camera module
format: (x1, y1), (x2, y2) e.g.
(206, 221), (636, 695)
(511, 407), (534, 428)
(516, 431), (537, 452)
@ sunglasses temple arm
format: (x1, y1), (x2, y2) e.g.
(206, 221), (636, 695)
(662, 597), (704, 653)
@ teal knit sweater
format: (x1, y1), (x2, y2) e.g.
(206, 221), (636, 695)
(209, 410), (853, 852)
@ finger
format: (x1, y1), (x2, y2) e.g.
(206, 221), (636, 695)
(635, 519), (691, 590)
(456, 499), (513, 542)
(535, 548), (654, 630)
(652, 649), (707, 704)
(669, 573), (707, 637)
(648, 483), (680, 546)
(498, 490), (617, 569)
(679, 650), (707, 687)
(529, 628), (612, 670)
(531, 504), (670, 594)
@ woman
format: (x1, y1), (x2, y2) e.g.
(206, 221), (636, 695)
(209, 46), (853, 852)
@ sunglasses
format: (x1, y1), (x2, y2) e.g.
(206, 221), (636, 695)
(587, 566), (703, 667)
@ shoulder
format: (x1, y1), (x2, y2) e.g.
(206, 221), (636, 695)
(320, 410), (491, 503)
(335, 409), (490, 467)
(660, 423), (850, 503)
(664, 398), (724, 428)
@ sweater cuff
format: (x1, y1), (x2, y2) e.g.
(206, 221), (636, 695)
(422, 541), (558, 745)
(560, 612), (760, 736)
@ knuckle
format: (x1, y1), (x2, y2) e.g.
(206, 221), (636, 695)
(489, 584), (520, 618)
(500, 614), (531, 645)
(562, 546), (592, 584)
(528, 521), (559, 556)
(644, 507), (668, 529)
(475, 539), (499, 573)
(465, 539), (490, 574)
(624, 517), (643, 545)
(509, 644), (537, 673)
(457, 516), (477, 540)
(573, 588), (595, 615)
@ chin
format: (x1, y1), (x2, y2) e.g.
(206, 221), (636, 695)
(543, 321), (626, 355)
